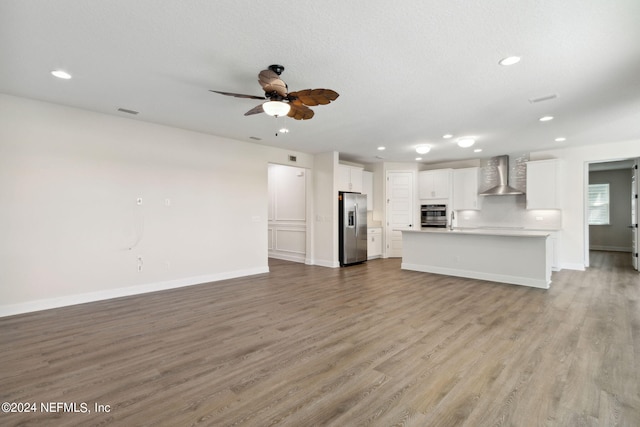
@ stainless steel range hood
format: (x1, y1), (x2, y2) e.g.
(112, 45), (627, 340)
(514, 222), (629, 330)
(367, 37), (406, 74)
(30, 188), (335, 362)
(479, 155), (525, 196)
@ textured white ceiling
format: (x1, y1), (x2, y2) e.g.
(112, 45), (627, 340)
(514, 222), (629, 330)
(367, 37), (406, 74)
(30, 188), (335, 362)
(1, 0), (639, 163)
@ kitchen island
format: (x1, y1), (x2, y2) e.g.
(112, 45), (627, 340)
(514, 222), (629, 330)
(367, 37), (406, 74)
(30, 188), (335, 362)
(401, 228), (552, 289)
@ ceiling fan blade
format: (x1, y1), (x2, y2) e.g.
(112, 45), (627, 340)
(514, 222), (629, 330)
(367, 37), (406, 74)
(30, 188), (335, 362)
(210, 90), (265, 100)
(288, 89), (339, 106)
(288, 102), (314, 120)
(244, 103), (265, 116)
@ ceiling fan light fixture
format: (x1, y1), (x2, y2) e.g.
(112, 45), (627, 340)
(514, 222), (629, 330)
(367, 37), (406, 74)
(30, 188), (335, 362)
(262, 101), (290, 117)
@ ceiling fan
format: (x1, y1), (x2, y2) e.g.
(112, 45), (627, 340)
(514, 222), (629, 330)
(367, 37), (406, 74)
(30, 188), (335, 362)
(210, 65), (339, 120)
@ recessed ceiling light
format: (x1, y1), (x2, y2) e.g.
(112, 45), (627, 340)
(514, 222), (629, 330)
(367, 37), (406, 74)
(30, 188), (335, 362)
(51, 70), (72, 79)
(279, 128), (289, 133)
(539, 116), (554, 122)
(415, 144), (431, 154)
(377, 146), (386, 151)
(456, 138), (475, 148)
(442, 134), (453, 139)
(555, 137), (566, 142)
(474, 148), (483, 153)
(415, 157), (423, 161)
(499, 56), (521, 66)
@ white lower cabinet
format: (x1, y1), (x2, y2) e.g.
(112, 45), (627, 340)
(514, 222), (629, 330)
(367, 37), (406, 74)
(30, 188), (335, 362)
(549, 232), (560, 271)
(368, 227), (382, 259)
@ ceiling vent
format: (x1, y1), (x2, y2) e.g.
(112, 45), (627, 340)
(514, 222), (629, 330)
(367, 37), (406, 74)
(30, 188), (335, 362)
(528, 94), (558, 103)
(117, 108), (139, 115)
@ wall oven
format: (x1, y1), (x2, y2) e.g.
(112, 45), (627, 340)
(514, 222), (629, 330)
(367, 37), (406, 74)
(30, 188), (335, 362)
(421, 204), (447, 228)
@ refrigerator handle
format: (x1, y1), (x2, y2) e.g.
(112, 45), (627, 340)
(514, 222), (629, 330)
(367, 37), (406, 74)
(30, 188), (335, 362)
(354, 203), (358, 236)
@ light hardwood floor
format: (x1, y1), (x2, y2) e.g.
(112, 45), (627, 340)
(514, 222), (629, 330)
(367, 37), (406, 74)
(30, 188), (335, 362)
(1, 251), (639, 426)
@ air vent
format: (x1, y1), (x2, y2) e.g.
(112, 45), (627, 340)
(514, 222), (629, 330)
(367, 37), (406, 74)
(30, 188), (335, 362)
(117, 108), (139, 115)
(288, 155), (297, 162)
(249, 136), (262, 141)
(528, 94), (558, 103)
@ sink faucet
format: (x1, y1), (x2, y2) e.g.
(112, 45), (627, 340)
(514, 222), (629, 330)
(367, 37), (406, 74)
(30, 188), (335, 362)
(449, 210), (455, 230)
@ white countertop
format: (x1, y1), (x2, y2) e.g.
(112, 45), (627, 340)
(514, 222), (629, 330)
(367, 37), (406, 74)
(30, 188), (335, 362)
(402, 227), (551, 237)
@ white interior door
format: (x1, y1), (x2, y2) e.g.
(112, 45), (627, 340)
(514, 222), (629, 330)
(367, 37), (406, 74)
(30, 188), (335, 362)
(632, 160), (638, 270)
(386, 171), (415, 258)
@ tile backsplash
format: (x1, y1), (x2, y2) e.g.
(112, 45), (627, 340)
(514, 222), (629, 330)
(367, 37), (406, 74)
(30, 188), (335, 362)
(455, 194), (562, 230)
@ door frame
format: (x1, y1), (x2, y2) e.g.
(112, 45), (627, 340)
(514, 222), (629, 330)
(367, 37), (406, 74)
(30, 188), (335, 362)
(583, 157), (639, 269)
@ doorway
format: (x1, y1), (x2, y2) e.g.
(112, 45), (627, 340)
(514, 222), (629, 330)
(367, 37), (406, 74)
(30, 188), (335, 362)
(268, 163), (308, 263)
(586, 158), (639, 270)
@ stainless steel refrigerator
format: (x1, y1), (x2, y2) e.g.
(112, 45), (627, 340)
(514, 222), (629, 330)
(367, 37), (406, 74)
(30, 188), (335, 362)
(339, 191), (368, 266)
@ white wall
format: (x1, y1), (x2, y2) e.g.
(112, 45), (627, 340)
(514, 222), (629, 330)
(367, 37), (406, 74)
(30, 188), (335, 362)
(0, 94), (312, 316)
(312, 151), (338, 267)
(531, 140), (640, 269)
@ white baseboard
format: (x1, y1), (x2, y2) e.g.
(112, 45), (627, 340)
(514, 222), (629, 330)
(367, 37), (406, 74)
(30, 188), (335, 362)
(310, 258), (340, 268)
(590, 245), (632, 252)
(560, 262), (586, 271)
(0, 266), (269, 318)
(268, 252), (306, 263)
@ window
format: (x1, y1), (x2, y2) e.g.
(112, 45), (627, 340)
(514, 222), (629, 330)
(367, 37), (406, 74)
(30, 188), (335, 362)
(588, 183), (610, 225)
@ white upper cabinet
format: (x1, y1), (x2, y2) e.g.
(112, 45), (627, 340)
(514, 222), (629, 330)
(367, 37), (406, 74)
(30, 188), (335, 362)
(453, 167), (481, 210)
(526, 159), (561, 209)
(362, 171), (374, 211)
(338, 165), (364, 193)
(419, 169), (452, 199)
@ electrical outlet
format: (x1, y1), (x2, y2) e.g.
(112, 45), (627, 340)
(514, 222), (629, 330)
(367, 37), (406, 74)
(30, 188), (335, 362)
(137, 256), (143, 272)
